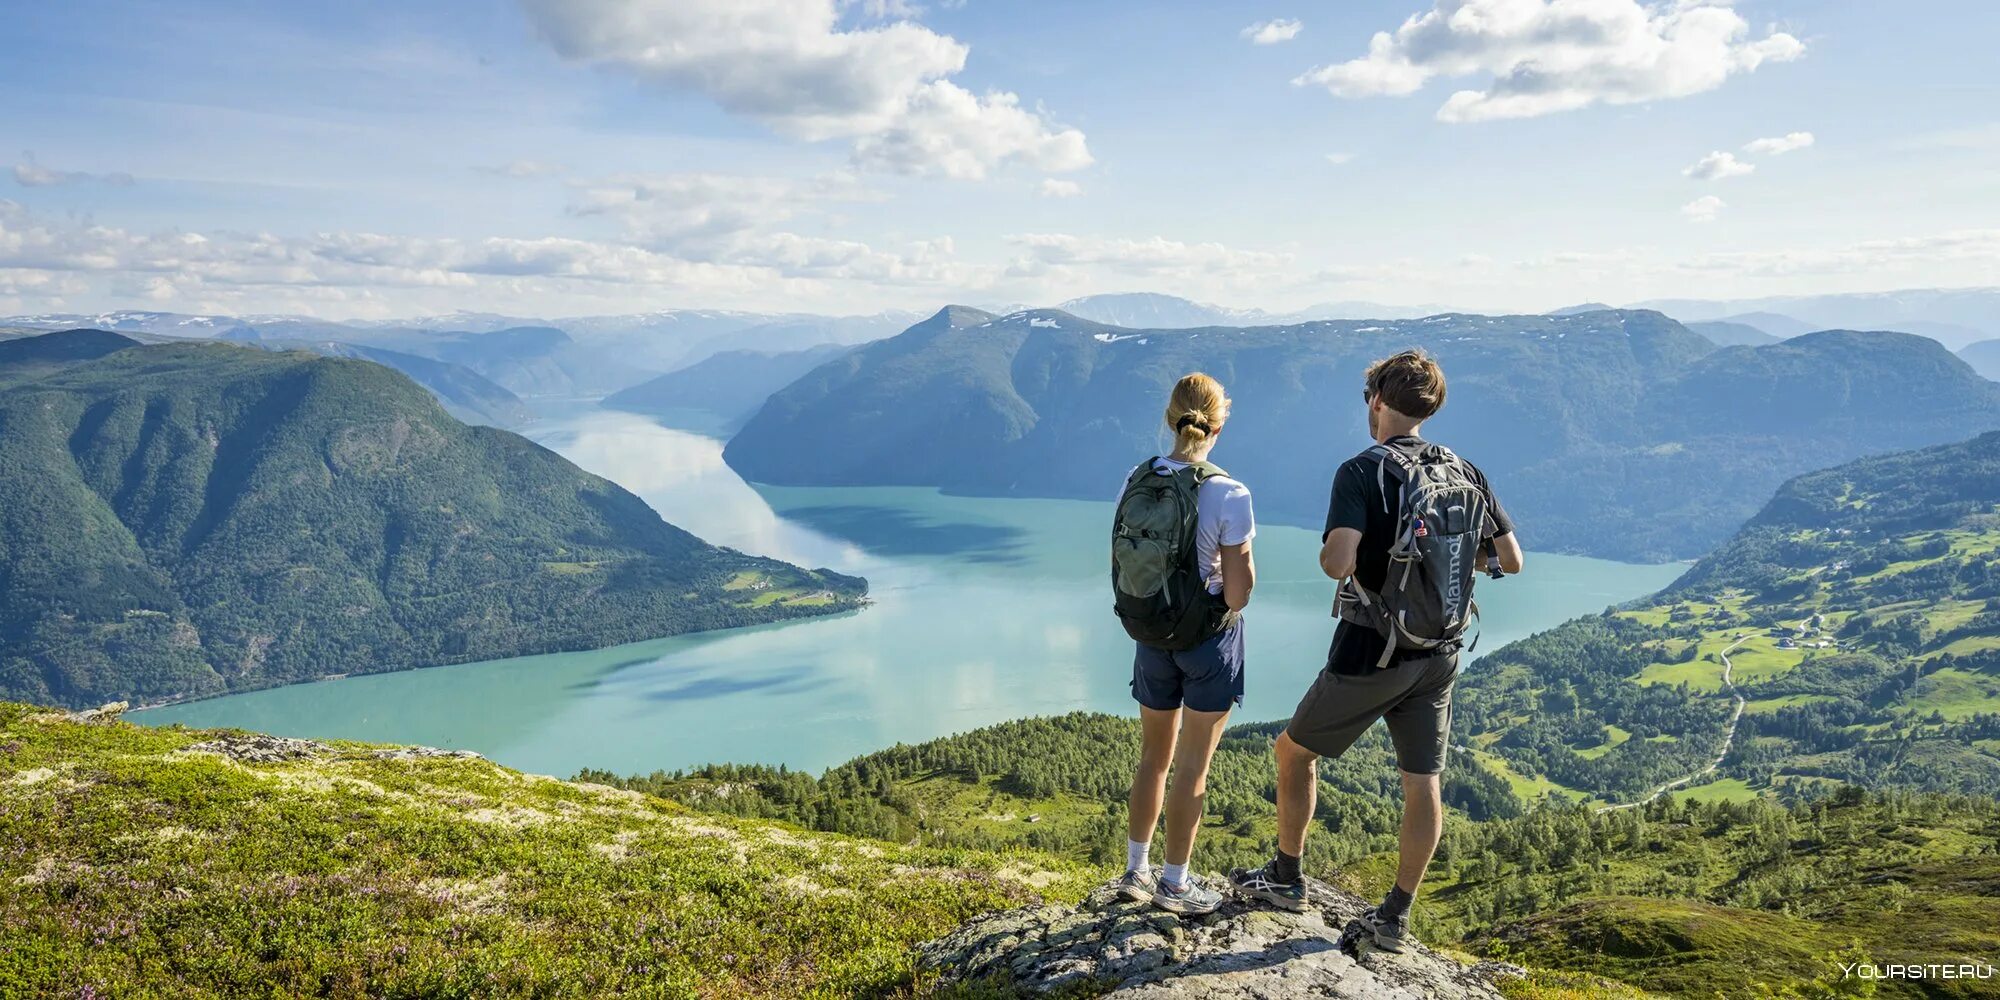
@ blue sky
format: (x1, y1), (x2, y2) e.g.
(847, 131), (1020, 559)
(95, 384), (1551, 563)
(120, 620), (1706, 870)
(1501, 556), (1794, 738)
(2, 0), (1996, 318)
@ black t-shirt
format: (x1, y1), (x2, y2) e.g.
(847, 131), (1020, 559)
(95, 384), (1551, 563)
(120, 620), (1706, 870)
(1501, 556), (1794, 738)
(1323, 435), (1514, 674)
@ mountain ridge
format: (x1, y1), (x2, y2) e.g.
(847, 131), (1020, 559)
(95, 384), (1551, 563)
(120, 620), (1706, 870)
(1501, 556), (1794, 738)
(726, 306), (2000, 561)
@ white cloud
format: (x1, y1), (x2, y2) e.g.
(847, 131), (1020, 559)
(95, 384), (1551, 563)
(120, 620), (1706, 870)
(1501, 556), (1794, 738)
(1243, 19), (1304, 45)
(1324, 152), (1355, 166)
(566, 171), (878, 253)
(1296, 0), (1805, 123)
(1681, 194), (1725, 222)
(519, 0), (1088, 180)
(1684, 150), (1754, 180)
(1743, 131), (1814, 156)
(0, 199), (982, 316)
(12, 153), (135, 188)
(848, 83), (1092, 180)
(478, 159), (567, 178)
(1039, 178), (1082, 198)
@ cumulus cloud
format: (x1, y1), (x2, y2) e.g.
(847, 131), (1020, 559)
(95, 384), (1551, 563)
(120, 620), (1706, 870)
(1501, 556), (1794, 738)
(1744, 131), (1814, 155)
(519, 0), (1088, 180)
(1243, 19), (1304, 44)
(1295, 0), (1805, 122)
(0, 198), (980, 316)
(1039, 179), (1082, 198)
(1681, 194), (1725, 222)
(566, 171), (878, 253)
(12, 153), (135, 187)
(1684, 150), (1754, 180)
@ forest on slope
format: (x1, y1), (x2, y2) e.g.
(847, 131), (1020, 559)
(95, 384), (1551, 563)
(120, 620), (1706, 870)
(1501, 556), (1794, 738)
(0, 337), (864, 710)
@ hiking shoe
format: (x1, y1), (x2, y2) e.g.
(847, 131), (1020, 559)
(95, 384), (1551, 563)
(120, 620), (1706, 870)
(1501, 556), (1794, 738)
(1358, 905), (1411, 953)
(1228, 864), (1309, 912)
(1151, 874), (1224, 916)
(1115, 867), (1155, 903)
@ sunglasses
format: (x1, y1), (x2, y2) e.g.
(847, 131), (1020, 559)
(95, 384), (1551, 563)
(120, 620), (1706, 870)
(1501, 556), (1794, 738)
(1362, 388), (1375, 404)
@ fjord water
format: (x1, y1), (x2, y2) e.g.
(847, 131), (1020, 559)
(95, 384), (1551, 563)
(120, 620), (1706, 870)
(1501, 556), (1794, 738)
(138, 410), (1683, 776)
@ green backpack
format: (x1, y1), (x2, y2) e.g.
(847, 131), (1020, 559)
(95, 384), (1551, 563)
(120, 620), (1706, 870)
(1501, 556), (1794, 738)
(1111, 458), (1231, 650)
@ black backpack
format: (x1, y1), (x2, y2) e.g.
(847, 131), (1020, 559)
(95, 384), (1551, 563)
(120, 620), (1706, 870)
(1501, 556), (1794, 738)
(1111, 458), (1232, 651)
(1335, 441), (1499, 667)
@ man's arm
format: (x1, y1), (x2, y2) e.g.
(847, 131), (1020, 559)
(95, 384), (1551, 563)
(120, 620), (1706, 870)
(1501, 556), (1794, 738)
(1477, 465), (1523, 574)
(1320, 527), (1359, 580)
(1489, 531), (1524, 575)
(1321, 460), (1367, 580)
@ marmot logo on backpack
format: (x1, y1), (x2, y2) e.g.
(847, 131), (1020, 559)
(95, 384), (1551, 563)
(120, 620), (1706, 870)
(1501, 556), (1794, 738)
(1444, 534), (1464, 616)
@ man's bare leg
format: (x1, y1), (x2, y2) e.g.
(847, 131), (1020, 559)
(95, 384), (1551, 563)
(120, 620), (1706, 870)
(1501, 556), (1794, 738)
(1394, 770), (1443, 894)
(1275, 730), (1319, 857)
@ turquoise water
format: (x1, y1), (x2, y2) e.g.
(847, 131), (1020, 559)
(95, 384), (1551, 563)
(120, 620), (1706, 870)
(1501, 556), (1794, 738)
(136, 411), (1684, 777)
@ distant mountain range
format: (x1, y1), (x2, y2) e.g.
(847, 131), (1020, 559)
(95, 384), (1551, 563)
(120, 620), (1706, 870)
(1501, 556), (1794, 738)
(1961, 339), (2000, 381)
(602, 343), (852, 434)
(0, 332), (865, 709)
(725, 307), (2000, 562)
(1051, 292), (1447, 329)
(0, 309), (922, 399)
(1632, 287), (2000, 350)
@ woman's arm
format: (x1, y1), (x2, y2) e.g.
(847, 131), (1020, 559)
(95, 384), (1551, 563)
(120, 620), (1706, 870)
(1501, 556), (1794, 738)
(1220, 539), (1255, 611)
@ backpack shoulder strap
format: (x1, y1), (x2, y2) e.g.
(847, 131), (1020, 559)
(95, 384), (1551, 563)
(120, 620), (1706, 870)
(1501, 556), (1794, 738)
(1185, 460), (1229, 483)
(1364, 443), (1417, 514)
(1124, 457), (1164, 489)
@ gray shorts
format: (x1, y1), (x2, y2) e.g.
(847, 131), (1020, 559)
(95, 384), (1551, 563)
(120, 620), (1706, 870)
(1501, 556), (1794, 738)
(1284, 652), (1459, 774)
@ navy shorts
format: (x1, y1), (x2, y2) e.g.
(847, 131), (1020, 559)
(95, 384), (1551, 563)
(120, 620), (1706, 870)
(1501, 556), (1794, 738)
(1132, 619), (1245, 713)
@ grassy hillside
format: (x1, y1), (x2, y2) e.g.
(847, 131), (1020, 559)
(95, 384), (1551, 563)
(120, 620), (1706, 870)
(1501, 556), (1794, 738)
(0, 341), (864, 710)
(1459, 431), (2000, 806)
(610, 713), (2000, 999)
(725, 307), (2000, 561)
(0, 702), (1095, 998)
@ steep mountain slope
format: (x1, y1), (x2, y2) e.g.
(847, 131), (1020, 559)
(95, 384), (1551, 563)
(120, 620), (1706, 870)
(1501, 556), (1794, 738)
(1460, 431), (2000, 805)
(728, 307), (2000, 561)
(0, 342), (864, 709)
(602, 343), (850, 433)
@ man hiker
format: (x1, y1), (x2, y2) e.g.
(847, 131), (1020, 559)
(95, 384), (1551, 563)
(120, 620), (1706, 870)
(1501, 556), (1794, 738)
(1229, 349), (1523, 952)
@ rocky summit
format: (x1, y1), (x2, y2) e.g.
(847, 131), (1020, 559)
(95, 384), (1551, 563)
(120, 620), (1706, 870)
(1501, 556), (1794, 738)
(920, 876), (1523, 998)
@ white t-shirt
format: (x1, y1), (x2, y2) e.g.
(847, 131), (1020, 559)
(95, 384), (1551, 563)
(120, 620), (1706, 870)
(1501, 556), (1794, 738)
(1120, 457), (1256, 595)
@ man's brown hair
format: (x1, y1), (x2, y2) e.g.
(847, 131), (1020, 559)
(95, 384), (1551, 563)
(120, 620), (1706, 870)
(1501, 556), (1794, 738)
(1365, 349), (1447, 420)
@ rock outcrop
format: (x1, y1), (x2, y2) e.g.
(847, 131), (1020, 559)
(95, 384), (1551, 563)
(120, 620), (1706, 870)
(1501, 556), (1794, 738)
(920, 876), (1522, 998)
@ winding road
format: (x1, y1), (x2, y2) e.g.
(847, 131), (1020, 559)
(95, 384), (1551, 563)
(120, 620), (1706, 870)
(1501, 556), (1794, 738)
(1595, 634), (1749, 813)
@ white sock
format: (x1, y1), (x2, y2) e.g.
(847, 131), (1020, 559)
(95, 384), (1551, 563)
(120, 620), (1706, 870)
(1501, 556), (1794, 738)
(1127, 839), (1150, 873)
(1162, 861), (1189, 889)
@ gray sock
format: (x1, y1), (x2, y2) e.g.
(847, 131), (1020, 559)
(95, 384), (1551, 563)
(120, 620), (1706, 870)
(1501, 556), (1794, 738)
(1378, 885), (1414, 922)
(1271, 848), (1302, 884)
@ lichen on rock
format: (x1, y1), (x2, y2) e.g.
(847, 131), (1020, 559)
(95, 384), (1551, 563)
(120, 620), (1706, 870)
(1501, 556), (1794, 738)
(920, 876), (1521, 998)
